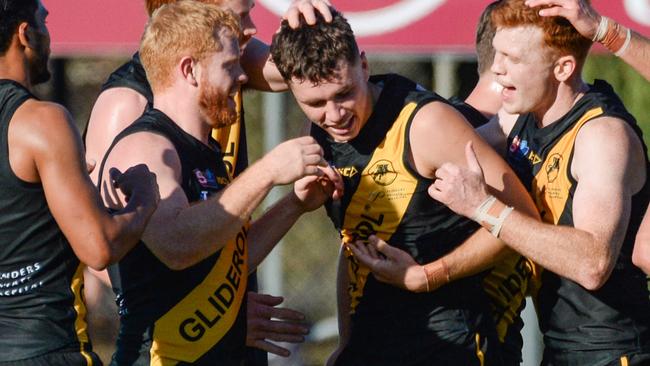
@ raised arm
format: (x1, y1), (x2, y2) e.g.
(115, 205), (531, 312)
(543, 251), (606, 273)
(11, 100), (158, 270)
(431, 115), (646, 290)
(526, 0), (650, 81)
(85, 87), (149, 183)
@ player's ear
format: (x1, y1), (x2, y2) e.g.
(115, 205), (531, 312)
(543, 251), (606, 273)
(554, 55), (577, 83)
(179, 56), (199, 87)
(16, 22), (31, 49)
(360, 51), (369, 81)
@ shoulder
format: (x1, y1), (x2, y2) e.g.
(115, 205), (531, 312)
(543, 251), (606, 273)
(11, 100), (77, 148)
(574, 115), (646, 191)
(410, 99), (470, 136)
(90, 87), (148, 121)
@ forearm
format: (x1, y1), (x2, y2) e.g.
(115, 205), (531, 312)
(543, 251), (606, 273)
(149, 161), (276, 270)
(423, 229), (513, 291)
(497, 209), (610, 290)
(619, 32), (650, 81)
(247, 192), (306, 269)
(104, 192), (158, 262)
(241, 38), (287, 92)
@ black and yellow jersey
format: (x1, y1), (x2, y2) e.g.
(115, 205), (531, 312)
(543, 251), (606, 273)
(313, 74), (498, 366)
(451, 96), (534, 365)
(506, 80), (650, 361)
(0, 80), (98, 364)
(99, 109), (249, 365)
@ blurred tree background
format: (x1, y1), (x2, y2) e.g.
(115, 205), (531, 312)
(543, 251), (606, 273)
(33, 53), (649, 365)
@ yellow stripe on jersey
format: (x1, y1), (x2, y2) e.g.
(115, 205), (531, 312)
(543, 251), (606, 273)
(475, 333), (485, 366)
(531, 107), (603, 225)
(621, 355), (629, 366)
(211, 90), (243, 179)
(150, 223), (249, 363)
(341, 102), (420, 312)
(71, 265), (91, 339)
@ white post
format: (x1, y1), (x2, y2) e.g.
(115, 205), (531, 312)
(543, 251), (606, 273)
(258, 91), (286, 297)
(434, 54), (456, 98)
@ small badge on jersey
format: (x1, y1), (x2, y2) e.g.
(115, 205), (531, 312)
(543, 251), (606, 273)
(510, 136), (541, 165)
(368, 159), (397, 186)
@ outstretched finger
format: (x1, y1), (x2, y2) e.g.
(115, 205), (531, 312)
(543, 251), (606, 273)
(537, 6), (567, 17)
(369, 235), (399, 259)
(348, 241), (372, 266)
(525, 0), (564, 7)
(319, 164), (344, 198)
(312, 0), (333, 23)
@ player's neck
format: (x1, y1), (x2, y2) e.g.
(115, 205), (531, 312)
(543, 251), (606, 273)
(0, 51), (32, 90)
(465, 75), (502, 120)
(534, 78), (588, 128)
(154, 89), (211, 144)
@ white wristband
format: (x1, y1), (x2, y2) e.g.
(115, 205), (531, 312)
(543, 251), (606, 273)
(471, 195), (513, 238)
(593, 16), (609, 42)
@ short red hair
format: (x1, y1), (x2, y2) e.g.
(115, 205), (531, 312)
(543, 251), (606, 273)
(145, 0), (224, 17)
(491, 0), (592, 62)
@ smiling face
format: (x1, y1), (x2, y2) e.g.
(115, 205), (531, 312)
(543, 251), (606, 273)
(198, 30), (248, 128)
(289, 56), (373, 143)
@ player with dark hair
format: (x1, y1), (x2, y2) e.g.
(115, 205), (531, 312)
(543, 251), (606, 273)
(0, 0), (159, 364)
(271, 8), (539, 366)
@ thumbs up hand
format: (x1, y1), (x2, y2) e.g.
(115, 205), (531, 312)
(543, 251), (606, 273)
(428, 141), (491, 218)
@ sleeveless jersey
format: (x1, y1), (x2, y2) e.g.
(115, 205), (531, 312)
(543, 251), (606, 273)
(314, 74), (496, 365)
(99, 109), (249, 365)
(0, 80), (96, 363)
(98, 51), (264, 365)
(450, 96), (533, 365)
(96, 52), (248, 179)
(506, 80), (650, 358)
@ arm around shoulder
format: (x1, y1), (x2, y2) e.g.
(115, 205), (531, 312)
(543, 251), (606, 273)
(14, 101), (158, 270)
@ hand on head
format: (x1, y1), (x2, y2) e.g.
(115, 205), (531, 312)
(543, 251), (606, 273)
(283, 0), (333, 28)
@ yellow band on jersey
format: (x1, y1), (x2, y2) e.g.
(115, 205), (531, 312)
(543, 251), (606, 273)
(150, 223), (249, 363)
(342, 102), (420, 312)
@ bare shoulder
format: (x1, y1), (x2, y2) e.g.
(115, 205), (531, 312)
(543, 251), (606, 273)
(410, 100), (471, 137)
(574, 115), (646, 191)
(409, 100), (476, 175)
(11, 100), (77, 150)
(87, 87), (148, 135)
(104, 130), (178, 171)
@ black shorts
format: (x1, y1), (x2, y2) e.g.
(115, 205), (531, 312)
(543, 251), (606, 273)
(542, 349), (650, 366)
(334, 331), (500, 366)
(0, 349), (103, 366)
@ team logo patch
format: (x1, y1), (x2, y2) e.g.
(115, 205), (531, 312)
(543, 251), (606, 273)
(545, 154), (562, 183)
(338, 166), (359, 178)
(368, 160), (397, 186)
